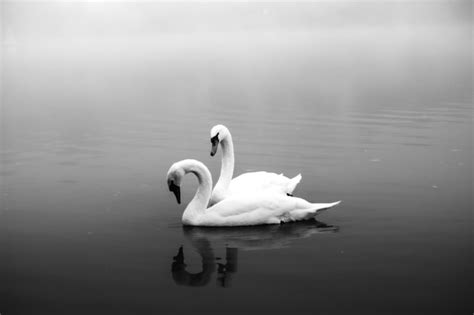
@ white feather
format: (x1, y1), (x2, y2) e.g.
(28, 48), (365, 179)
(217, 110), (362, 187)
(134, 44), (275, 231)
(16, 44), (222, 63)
(167, 159), (340, 227)
(209, 125), (302, 206)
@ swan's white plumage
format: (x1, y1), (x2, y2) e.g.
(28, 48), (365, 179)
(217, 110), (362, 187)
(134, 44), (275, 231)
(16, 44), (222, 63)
(200, 194), (340, 227)
(209, 125), (302, 206)
(167, 159), (340, 227)
(229, 172), (302, 196)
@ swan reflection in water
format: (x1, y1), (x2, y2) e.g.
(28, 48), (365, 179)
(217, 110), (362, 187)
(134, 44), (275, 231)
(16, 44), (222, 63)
(171, 220), (338, 288)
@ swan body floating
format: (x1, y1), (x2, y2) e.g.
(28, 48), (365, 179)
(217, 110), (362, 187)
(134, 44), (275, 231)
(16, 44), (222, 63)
(166, 159), (340, 227)
(209, 124), (302, 206)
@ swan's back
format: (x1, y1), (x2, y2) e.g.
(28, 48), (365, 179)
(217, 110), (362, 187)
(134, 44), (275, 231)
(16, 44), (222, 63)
(229, 171), (301, 196)
(197, 192), (340, 227)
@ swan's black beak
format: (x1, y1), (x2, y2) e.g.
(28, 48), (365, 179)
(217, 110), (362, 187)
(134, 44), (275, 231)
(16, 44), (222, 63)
(168, 181), (181, 204)
(210, 133), (219, 156)
(210, 143), (218, 156)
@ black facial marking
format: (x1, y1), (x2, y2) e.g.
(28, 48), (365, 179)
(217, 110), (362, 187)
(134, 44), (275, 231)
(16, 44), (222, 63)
(211, 132), (219, 146)
(210, 132), (220, 156)
(168, 180), (181, 204)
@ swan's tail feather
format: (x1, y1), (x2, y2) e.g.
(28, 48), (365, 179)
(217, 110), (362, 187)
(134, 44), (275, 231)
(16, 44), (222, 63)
(311, 201), (341, 214)
(289, 200), (341, 221)
(286, 173), (302, 194)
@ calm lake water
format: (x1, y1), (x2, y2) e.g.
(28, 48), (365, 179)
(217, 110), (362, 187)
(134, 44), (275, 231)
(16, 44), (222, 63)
(1, 3), (472, 314)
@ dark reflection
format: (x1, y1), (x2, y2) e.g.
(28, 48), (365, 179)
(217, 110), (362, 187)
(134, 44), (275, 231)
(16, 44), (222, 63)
(216, 247), (238, 288)
(171, 220), (338, 288)
(171, 239), (215, 287)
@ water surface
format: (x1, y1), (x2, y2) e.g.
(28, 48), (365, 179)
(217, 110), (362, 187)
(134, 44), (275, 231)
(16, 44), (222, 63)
(1, 2), (472, 314)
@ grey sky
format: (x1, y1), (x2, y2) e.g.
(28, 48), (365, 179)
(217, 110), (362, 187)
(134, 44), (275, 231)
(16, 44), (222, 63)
(2, 1), (471, 42)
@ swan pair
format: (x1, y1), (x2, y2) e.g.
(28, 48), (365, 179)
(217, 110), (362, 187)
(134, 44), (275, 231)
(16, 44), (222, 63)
(167, 125), (340, 226)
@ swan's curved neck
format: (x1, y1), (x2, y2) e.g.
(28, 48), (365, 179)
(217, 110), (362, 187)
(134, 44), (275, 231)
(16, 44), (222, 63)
(181, 160), (213, 224)
(217, 133), (234, 191)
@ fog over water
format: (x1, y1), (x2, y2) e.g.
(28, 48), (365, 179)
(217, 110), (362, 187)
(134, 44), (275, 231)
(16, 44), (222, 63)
(1, 1), (472, 314)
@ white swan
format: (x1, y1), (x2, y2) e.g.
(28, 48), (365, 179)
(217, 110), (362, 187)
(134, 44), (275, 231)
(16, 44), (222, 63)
(166, 159), (340, 227)
(209, 124), (302, 206)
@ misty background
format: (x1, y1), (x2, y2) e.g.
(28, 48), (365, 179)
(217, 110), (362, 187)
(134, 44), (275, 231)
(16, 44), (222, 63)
(0, 1), (472, 314)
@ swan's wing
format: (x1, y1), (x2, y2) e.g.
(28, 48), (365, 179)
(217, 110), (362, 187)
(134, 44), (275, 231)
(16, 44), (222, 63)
(208, 192), (282, 218)
(229, 172), (300, 195)
(231, 172), (285, 189)
(204, 193), (338, 225)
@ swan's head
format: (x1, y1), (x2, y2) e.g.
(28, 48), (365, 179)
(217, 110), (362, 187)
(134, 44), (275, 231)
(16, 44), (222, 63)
(210, 124), (229, 156)
(166, 163), (185, 204)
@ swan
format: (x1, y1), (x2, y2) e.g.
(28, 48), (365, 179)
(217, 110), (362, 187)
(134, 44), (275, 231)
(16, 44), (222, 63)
(166, 159), (340, 227)
(209, 124), (302, 206)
